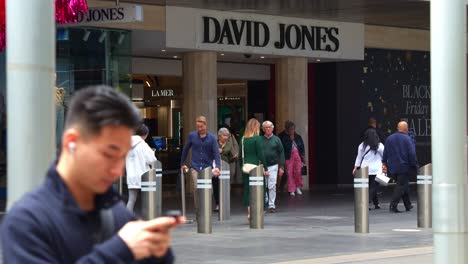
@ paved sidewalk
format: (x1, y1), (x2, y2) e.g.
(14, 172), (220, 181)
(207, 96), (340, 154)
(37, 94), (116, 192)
(0, 187), (434, 263)
(170, 188), (433, 264)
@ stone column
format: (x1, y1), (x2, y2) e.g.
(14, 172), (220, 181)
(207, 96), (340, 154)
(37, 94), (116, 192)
(431, 0), (468, 263)
(6, 0), (56, 209)
(182, 52), (218, 137)
(275, 57), (309, 189)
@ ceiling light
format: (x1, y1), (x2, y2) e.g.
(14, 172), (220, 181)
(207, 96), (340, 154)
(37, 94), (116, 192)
(316, 59), (321, 62)
(98, 31), (106, 43)
(161, 49), (166, 52)
(145, 81), (151, 87)
(117, 33), (125, 45)
(82, 30), (91, 42)
(260, 56), (265, 59)
(220, 53), (225, 56)
(173, 55), (178, 59)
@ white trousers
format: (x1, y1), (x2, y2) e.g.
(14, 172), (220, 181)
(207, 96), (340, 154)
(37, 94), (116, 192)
(267, 164), (279, 209)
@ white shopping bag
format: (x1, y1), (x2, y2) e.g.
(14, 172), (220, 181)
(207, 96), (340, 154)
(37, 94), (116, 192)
(375, 172), (391, 186)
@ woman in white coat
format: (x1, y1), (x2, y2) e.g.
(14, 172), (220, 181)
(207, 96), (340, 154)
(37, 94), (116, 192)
(353, 128), (384, 210)
(126, 124), (157, 212)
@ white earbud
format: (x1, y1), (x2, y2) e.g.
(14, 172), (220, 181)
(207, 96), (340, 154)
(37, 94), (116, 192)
(68, 142), (76, 153)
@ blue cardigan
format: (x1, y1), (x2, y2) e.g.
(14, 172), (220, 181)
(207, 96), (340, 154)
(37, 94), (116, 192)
(1, 164), (174, 263)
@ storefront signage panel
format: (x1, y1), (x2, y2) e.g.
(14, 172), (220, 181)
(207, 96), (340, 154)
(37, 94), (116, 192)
(67, 5), (143, 25)
(166, 6), (364, 60)
(152, 89), (175, 97)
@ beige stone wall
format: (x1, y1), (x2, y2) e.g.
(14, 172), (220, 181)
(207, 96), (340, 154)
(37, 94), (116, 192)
(365, 25), (429, 51)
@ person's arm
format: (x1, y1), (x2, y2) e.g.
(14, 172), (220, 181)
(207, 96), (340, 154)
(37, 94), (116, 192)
(143, 144), (157, 167)
(277, 137), (286, 169)
(1, 209), (63, 263)
(231, 136), (239, 157)
(255, 137), (267, 171)
(212, 135), (221, 169)
(239, 137), (244, 167)
(180, 133), (193, 167)
(298, 135), (306, 161)
(353, 144), (363, 175)
(407, 137), (418, 167)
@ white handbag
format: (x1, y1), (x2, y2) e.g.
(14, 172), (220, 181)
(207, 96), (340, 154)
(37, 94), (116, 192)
(375, 172), (391, 186)
(241, 138), (258, 174)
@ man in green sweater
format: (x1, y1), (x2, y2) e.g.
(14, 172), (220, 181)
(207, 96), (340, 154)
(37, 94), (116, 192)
(262, 121), (285, 213)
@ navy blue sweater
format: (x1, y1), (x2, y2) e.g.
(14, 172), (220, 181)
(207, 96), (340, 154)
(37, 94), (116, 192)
(382, 131), (418, 175)
(180, 131), (221, 171)
(1, 164), (174, 263)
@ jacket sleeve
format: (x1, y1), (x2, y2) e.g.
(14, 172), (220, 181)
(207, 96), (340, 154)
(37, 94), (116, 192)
(354, 144), (363, 167)
(407, 137), (418, 167)
(277, 137), (286, 169)
(1, 208), (62, 264)
(180, 133), (192, 166)
(297, 135), (306, 158)
(255, 137), (267, 170)
(142, 143), (157, 166)
(230, 136), (239, 155)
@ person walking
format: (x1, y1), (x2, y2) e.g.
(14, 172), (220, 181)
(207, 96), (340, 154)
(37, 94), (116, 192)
(353, 128), (384, 210)
(125, 124), (157, 213)
(382, 121), (418, 213)
(261, 121), (285, 213)
(215, 127), (236, 211)
(240, 118), (269, 221)
(180, 116), (221, 218)
(1, 86), (184, 263)
(282, 121), (306, 196)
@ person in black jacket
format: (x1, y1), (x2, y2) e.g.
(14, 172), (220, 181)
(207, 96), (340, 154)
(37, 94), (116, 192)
(1, 86), (184, 263)
(280, 121), (306, 196)
(361, 117), (386, 144)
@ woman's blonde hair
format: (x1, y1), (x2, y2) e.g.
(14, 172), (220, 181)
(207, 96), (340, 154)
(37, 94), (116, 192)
(243, 118), (260, 138)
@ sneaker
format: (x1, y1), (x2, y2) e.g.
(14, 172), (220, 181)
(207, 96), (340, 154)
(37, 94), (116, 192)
(296, 188), (303, 195)
(268, 208), (277, 213)
(290, 192), (295, 196)
(214, 205), (219, 211)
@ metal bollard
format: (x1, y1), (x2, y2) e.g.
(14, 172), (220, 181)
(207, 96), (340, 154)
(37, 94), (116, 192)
(417, 164), (432, 228)
(141, 160), (163, 220)
(249, 164), (264, 229)
(354, 167), (369, 233)
(219, 160), (231, 221)
(197, 167), (213, 234)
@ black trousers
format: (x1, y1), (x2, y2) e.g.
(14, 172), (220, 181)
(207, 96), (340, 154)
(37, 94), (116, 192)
(212, 176), (219, 206)
(369, 175), (380, 206)
(390, 173), (412, 209)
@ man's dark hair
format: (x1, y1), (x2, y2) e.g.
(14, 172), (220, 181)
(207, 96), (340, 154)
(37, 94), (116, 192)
(135, 124), (149, 136)
(65, 85), (141, 137)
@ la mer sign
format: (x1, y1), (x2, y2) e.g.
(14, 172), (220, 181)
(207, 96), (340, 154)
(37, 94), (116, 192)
(166, 6), (364, 60)
(152, 89), (174, 97)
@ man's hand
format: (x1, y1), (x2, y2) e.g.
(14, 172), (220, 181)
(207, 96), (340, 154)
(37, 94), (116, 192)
(213, 168), (220, 177)
(233, 153), (238, 159)
(181, 165), (188, 173)
(264, 170), (270, 177)
(279, 168), (284, 177)
(352, 167), (357, 176)
(382, 165), (387, 174)
(118, 216), (185, 260)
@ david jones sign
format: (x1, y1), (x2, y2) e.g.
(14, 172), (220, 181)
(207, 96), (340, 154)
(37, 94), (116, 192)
(202, 16), (340, 52)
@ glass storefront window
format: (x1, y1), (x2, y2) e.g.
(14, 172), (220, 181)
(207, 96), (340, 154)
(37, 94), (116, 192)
(55, 27), (132, 149)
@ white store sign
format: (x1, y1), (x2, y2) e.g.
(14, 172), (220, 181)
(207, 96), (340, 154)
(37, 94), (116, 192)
(68, 5), (143, 25)
(166, 6), (364, 60)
